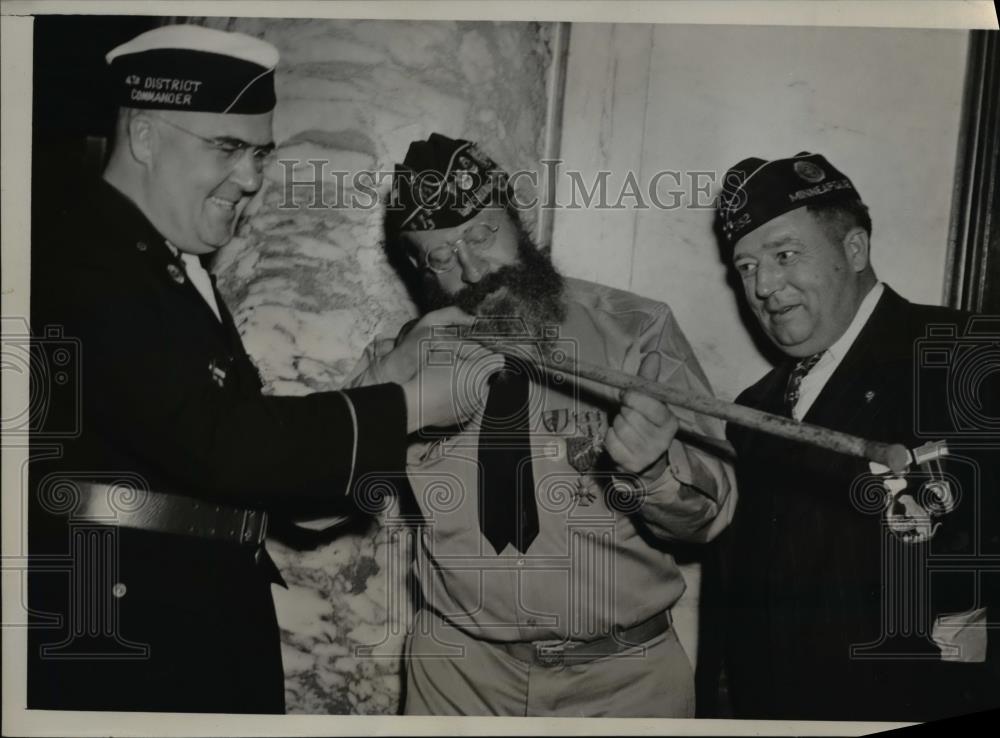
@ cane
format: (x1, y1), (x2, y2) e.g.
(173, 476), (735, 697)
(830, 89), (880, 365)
(462, 333), (918, 474)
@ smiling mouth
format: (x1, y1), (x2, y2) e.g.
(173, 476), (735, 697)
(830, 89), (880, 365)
(766, 304), (800, 321)
(209, 196), (237, 212)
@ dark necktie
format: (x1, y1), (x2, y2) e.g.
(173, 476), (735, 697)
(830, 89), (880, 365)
(784, 351), (824, 416)
(477, 356), (539, 554)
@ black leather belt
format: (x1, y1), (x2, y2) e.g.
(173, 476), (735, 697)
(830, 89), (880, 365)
(493, 611), (672, 667)
(73, 481), (267, 546)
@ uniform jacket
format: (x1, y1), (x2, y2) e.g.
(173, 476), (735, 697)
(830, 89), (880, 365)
(28, 180), (408, 712)
(722, 285), (999, 721)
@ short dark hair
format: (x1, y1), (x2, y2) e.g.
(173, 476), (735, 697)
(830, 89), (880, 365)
(806, 198), (873, 245)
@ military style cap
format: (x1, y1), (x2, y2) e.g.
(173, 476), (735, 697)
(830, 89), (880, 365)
(386, 133), (510, 233)
(106, 25), (279, 114)
(717, 152), (862, 245)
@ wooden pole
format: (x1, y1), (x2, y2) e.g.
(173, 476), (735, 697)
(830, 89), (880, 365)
(469, 335), (912, 473)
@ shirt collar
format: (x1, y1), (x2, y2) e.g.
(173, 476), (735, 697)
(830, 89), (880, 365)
(824, 281), (884, 362)
(166, 241), (205, 269)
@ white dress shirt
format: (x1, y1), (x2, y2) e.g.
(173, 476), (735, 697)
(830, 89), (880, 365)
(179, 253), (223, 322)
(165, 241), (222, 322)
(792, 282), (884, 420)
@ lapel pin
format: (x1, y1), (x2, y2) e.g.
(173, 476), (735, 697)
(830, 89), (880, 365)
(166, 263), (186, 285)
(864, 390), (876, 403)
(208, 359), (227, 388)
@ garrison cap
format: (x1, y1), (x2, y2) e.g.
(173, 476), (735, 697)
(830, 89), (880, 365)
(106, 25), (279, 114)
(717, 152), (862, 245)
(386, 133), (510, 234)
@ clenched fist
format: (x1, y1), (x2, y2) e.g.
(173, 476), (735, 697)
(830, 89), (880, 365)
(604, 352), (678, 482)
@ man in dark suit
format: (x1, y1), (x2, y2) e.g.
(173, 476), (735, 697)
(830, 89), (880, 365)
(28, 25), (493, 714)
(714, 152), (999, 721)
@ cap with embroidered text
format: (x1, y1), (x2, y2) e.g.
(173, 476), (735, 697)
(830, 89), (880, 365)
(106, 24), (279, 115)
(717, 152), (862, 246)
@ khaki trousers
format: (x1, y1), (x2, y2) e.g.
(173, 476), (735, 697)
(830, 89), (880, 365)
(403, 608), (695, 717)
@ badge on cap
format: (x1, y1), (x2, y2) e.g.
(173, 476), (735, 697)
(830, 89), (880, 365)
(794, 160), (826, 184)
(387, 133), (510, 233)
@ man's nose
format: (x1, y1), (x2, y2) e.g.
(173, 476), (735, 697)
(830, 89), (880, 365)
(231, 151), (264, 193)
(455, 244), (488, 284)
(754, 262), (784, 299)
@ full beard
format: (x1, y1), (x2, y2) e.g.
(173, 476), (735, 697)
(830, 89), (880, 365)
(422, 232), (567, 344)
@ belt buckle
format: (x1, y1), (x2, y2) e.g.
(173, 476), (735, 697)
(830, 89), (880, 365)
(535, 641), (566, 667)
(240, 510), (268, 546)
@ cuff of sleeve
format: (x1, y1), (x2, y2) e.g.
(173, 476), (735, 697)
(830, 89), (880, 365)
(632, 441), (718, 516)
(617, 442), (696, 499)
(665, 441), (717, 499)
(338, 383), (408, 495)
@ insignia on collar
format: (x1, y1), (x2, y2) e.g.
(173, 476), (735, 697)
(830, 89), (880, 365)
(167, 263), (186, 285)
(208, 359), (227, 388)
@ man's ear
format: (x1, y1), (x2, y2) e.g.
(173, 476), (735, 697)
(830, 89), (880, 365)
(842, 227), (871, 273)
(126, 111), (156, 167)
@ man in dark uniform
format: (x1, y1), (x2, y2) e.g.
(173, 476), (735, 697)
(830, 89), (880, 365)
(714, 152), (999, 721)
(27, 25), (494, 714)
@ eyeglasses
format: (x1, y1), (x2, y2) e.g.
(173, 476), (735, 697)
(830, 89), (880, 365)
(150, 113), (275, 167)
(420, 222), (501, 274)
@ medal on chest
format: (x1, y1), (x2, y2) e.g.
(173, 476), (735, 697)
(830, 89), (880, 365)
(544, 408), (608, 506)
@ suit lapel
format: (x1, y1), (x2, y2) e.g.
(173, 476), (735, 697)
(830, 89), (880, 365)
(730, 363), (794, 466)
(94, 181), (233, 340)
(801, 287), (911, 435)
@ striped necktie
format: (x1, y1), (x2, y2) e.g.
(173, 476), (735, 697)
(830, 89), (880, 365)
(784, 352), (824, 417)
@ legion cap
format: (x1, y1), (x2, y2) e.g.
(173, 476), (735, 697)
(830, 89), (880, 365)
(386, 133), (510, 233)
(717, 152), (862, 245)
(106, 24), (279, 114)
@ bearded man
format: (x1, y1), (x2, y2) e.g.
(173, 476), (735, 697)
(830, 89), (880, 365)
(349, 133), (736, 717)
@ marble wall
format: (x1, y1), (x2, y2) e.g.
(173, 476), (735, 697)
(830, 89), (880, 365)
(199, 17), (553, 714)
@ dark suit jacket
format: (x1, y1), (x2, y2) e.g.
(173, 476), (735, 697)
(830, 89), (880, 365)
(27, 180), (407, 712)
(721, 285), (999, 721)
